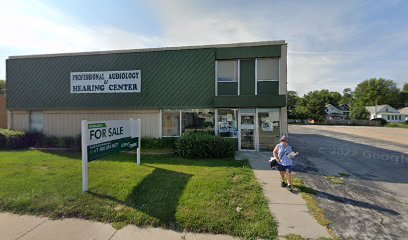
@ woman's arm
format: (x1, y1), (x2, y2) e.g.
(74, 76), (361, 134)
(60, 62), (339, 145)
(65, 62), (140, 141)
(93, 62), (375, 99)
(273, 144), (280, 162)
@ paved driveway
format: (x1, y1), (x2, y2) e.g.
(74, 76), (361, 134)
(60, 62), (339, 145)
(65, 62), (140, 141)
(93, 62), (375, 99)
(289, 125), (408, 240)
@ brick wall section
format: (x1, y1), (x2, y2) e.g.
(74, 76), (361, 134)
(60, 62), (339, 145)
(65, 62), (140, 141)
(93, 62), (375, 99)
(0, 96), (6, 128)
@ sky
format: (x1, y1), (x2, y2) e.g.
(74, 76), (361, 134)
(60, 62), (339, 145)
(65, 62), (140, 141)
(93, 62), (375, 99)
(0, 0), (407, 95)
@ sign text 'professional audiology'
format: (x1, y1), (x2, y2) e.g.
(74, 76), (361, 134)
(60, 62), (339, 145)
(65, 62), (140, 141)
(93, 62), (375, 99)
(71, 70), (141, 93)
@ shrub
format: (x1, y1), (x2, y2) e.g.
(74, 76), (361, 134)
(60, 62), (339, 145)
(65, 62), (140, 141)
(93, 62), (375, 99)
(0, 129), (82, 150)
(371, 118), (387, 126)
(43, 136), (59, 148)
(41, 135), (81, 149)
(24, 132), (45, 147)
(57, 136), (76, 148)
(0, 134), (5, 148)
(142, 137), (177, 150)
(0, 129), (26, 149)
(74, 135), (82, 150)
(175, 132), (235, 159)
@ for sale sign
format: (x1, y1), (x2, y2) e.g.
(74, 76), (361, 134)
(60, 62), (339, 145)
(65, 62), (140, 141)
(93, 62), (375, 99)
(81, 119), (141, 192)
(86, 120), (138, 161)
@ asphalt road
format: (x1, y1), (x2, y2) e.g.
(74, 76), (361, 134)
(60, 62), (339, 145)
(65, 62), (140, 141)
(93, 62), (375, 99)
(289, 125), (408, 240)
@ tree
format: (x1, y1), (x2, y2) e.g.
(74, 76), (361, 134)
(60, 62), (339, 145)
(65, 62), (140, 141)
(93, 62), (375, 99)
(293, 103), (311, 119)
(353, 78), (400, 110)
(340, 88), (353, 105)
(400, 83), (408, 107)
(0, 80), (5, 96)
(403, 83), (408, 93)
(294, 89), (344, 120)
(350, 104), (370, 120)
(328, 91), (342, 107)
(287, 91), (299, 119)
(296, 90), (332, 121)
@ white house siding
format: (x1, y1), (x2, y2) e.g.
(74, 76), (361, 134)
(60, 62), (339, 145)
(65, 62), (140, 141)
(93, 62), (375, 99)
(379, 113), (406, 123)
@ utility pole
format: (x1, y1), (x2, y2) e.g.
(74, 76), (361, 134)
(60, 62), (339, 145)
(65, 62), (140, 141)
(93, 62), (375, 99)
(374, 99), (378, 119)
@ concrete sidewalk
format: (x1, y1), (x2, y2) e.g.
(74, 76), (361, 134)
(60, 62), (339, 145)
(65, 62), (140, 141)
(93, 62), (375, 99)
(236, 152), (330, 239)
(0, 212), (237, 240)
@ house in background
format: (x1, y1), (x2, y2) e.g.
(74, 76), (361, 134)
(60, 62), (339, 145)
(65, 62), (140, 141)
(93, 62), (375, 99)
(326, 104), (350, 120)
(366, 104), (406, 123)
(398, 107), (408, 121)
(338, 104), (350, 119)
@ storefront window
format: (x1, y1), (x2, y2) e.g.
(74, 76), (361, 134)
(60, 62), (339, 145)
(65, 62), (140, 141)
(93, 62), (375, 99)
(258, 109), (280, 151)
(217, 109), (238, 137)
(162, 110), (180, 137)
(182, 109), (214, 133)
(29, 111), (43, 132)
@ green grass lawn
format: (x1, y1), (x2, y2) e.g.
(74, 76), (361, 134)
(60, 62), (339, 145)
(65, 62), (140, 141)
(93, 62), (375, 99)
(0, 150), (276, 239)
(385, 123), (408, 128)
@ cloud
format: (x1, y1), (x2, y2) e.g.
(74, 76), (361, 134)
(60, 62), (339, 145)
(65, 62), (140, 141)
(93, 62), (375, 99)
(287, 51), (364, 93)
(1, 0), (406, 93)
(146, 0), (368, 94)
(147, 0), (408, 94)
(0, 0), (162, 79)
(0, 0), (162, 52)
(146, 0), (263, 45)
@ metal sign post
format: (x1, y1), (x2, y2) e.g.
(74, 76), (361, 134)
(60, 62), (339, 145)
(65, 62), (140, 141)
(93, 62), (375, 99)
(130, 118), (141, 165)
(137, 119), (141, 165)
(81, 120), (89, 192)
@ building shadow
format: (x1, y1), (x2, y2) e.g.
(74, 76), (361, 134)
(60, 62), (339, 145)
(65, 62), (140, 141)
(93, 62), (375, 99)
(36, 149), (81, 159)
(315, 190), (400, 216)
(37, 150), (241, 169)
(291, 182), (400, 216)
(289, 133), (408, 184)
(96, 153), (241, 169)
(88, 166), (192, 226)
(124, 167), (192, 223)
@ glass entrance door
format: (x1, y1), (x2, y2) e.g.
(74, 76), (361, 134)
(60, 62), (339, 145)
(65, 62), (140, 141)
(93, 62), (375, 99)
(239, 114), (255, 151)
(258, 109), (280, 151)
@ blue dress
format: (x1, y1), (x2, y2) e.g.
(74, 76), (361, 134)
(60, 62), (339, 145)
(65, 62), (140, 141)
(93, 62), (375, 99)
(277, 143), (293, 166)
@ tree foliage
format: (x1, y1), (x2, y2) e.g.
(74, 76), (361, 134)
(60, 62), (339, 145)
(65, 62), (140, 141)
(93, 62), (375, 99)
(0, 80), (5, 96)
(352, 78), (400, 107)
(288, 79), (405, 120)
(287, 91), (299, 118)
(350, 104), (370, 120)
(328, 91), (342, 107)
(290, 89), (343, 120)
(400, 83), (408, 107)
(340, 88), (353, 105)
(403, 83), (408, 93)
(294, 90), (335, 120)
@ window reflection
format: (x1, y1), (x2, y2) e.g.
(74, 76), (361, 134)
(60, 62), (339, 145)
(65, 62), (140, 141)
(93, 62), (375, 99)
(182, 109), (214, 133)
(258, 109), (280, 151)
(217, 109), (238, 137)
(162, 110), (180, 137)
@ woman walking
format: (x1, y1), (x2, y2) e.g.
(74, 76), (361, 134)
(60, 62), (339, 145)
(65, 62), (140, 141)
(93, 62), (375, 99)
(273, 135), (294, 191)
